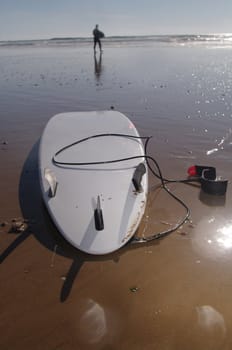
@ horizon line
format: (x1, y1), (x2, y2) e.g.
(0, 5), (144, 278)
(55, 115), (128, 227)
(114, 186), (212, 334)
(1, 32), (232, 42)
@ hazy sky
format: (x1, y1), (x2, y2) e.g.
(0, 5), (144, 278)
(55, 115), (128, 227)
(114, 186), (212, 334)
(1, 0), (232, 40)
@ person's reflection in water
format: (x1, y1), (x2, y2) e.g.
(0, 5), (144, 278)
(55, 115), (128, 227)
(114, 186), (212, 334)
(94, 52), (103, 82)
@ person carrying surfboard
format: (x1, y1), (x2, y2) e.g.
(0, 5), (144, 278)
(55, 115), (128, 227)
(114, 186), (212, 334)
(93, 24), (104, 53)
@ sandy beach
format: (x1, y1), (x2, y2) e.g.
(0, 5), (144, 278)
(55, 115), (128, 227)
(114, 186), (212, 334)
(1, 39), (232, 349)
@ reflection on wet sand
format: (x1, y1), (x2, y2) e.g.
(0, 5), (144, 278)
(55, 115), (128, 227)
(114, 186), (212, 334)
(196, 306), (227, 349)
(79, 299), (107, 344)
(192, 214), (232, 260)
(94, 52), (103, 81)
(197, 305), (226, 335)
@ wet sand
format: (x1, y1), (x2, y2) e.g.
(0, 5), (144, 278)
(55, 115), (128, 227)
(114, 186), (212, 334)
(1, 43), (232, 349)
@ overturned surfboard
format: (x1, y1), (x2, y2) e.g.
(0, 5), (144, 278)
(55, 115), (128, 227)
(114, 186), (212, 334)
(39, 111), (148, 254)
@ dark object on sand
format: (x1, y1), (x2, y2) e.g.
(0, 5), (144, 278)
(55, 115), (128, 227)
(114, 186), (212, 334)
(188, 165), (228, 196)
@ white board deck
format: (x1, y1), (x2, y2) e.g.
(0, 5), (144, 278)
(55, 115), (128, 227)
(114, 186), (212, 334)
(39, 111), (148, 254)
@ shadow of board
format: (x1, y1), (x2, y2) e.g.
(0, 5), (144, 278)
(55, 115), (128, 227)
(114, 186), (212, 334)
(0, 141), (155, 302)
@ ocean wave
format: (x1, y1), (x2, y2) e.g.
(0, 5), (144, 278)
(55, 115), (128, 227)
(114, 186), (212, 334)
(1, 34), (232, 48)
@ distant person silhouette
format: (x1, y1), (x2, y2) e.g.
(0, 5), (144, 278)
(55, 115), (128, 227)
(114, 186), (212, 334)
(93, 24), (104, 53)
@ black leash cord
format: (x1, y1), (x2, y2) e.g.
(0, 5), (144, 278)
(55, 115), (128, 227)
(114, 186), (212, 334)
(52, 133), (191, 242)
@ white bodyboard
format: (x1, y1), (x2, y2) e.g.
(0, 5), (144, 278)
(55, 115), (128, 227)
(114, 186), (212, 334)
(39, 111), (148, 254)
